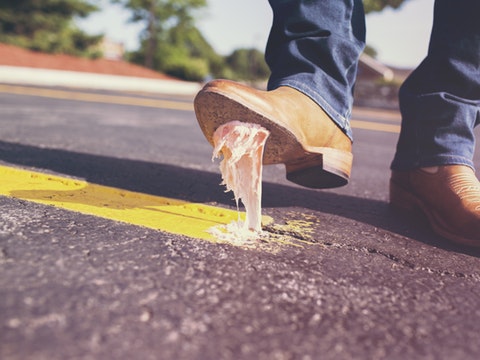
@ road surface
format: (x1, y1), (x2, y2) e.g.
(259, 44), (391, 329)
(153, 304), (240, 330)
(1, 84), (480, 360)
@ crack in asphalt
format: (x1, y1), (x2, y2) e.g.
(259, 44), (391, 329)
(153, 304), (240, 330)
(321, 240), (480, 281)
(262, 213), (480, 281)
(263, 225), (313, 242)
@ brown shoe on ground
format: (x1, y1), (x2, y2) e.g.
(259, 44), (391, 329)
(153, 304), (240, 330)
(390, 165), (480, 246)
(194, 79), (353, 189)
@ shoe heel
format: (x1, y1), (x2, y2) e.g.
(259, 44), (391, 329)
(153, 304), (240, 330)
(285, 148), (352, 189)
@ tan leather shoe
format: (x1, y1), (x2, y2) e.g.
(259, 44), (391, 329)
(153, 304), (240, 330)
(194, 79), (353, 189)
(390, 165), (480, 246)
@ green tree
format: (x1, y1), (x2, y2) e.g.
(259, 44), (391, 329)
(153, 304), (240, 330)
(113, 0), (207, 69)
(127, 23), (226, 81)
(363, 44), (378, 58)
(0, 0), (102, 57)
(363, 0), (409, 14)
(226, 49), (270, 81)
(161, 22), (228, 80)
(120, 0), (410, 81)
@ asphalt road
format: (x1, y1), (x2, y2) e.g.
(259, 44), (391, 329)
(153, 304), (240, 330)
(1, 84), (480, 360)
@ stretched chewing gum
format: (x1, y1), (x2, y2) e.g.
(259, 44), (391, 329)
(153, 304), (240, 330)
(212, 120), (270, 232)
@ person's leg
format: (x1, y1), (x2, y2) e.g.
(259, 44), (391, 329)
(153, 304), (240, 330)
(194, 0), (366, 189)
(266, 0), (366, 141)
(390, 0), (480, 246)
(392, 0), (480, 170)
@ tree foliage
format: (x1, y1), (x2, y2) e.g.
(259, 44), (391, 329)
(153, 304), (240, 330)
(117, 0), (271, 81)
(119, 0), (410, 81)
(113, 0), (207, 69)
(226, 49), (270, 81)
(363, 0), (409, 14)
(128, 23), (218, 81)
(126, 24), (218, 81)
(363, 44), (378, 59)
(0, 0), (102, 57)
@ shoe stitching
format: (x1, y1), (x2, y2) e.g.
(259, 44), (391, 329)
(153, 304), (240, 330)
(450, 173), (480, 211)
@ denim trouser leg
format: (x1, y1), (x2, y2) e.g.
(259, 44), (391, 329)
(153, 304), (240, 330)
(265, 0), (366, 141)
(391, 0), (480, 171)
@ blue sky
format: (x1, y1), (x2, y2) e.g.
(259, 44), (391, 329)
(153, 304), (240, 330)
(78, 0), (434, 68)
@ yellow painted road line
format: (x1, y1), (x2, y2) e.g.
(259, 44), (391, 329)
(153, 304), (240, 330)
(351, 119), (400, 133)
(0, 84), (193, 111)
(0, 165), (246, 241)
(352, 108), (401, 122)
(0, 84), (401, 133)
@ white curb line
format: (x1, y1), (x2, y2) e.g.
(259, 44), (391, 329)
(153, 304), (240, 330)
(0, 65), (201, 95)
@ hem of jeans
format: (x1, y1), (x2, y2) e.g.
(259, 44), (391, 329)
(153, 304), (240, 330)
(268, 79), (353, 141)
(390, 155), (476, 172)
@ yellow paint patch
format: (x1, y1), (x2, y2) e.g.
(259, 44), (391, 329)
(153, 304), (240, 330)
(0, 165), (266, 241)
(265, 219), (316, 244)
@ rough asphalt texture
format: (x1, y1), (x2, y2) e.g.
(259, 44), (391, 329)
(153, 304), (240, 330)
(1, 88), (480, 360)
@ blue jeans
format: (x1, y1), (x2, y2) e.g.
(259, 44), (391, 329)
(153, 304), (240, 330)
(266, 0), (480, 170)
(266, 0), (366, 140)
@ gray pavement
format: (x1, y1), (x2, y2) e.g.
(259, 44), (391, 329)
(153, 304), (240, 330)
(1, 85), (480, 360)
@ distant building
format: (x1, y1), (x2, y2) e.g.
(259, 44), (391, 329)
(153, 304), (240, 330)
(358, 53), (394, 82)
(358, 53), (412, 83)
(98, 38), (125, 61)
(355, 53), (413, 109)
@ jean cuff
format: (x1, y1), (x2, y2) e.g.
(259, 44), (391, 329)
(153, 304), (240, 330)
(391, 154), (476, 172)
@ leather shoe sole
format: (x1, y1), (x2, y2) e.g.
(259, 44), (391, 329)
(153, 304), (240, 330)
(194, 81), (352, 189)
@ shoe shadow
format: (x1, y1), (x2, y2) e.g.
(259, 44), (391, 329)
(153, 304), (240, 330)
(1, 140), (478, 257)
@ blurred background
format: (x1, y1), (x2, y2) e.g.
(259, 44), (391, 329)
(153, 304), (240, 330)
(0, 0), (434, 107)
